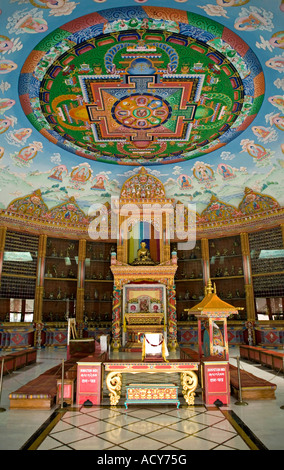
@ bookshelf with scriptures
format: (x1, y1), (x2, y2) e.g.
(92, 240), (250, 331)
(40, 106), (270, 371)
(208, 235), (246, 320)
(249, 226), (284, 347)
(84, 241), (114, 325)
(173, 240), (204, 322)
(42, 237), (79, 323)
(0, 230), (38, 322)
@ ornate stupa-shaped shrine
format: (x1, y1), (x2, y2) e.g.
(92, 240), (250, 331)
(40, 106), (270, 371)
(188, 280), (240, 360)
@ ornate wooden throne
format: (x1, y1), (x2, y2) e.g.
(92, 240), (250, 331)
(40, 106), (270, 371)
(110, 167), (178, 352)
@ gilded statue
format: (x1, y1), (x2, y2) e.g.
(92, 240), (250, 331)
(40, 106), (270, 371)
(137, 241), (151, 261)
(131, 241), (156, 265)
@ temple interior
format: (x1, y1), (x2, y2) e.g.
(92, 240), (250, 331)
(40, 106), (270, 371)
(0, 0), (283, 452)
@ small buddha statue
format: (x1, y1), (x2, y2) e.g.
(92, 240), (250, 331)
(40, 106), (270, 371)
(68, 268), (75, 278)
(46, 268), (52, 278)
(137, 241), (151, 261)
(184, 289), (190, 300)
(131, 241), (156, 265)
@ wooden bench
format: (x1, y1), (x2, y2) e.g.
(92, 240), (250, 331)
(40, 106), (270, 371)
(180, 347), (200, 362)
(240, 345), (284, 373)
(125, 383), (180, 409)
(9, 352), (106, 409)
(9, 374), (59, 409)
(0, 348), (37, 376)
(9, 355), (81, 409)
(180, 347), (277, 401)
(229, 364), (277, 400)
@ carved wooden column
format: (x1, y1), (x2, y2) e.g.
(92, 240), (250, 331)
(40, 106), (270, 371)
(34, 234), (47, 348)
(111, 281), (121, 351)
(167, 280), (177, 351)
(240, 233), (256, 344)
(76, 239), (86, 337)
(0, 226), (7, 285)
(281, 224), (284, 246)
(201, 238), (209, 286)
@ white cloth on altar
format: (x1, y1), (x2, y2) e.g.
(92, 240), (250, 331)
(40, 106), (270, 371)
(100, 335), (108, 352)
(145, 334), (169, 357)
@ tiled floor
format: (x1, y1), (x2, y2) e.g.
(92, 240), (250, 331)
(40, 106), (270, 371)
(0, 347), (283, 451)
(36, 405), (250, 451)
(38, 406), (255, 450)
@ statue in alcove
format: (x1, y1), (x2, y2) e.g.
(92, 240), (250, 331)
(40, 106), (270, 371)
(131, 241), (156, 265)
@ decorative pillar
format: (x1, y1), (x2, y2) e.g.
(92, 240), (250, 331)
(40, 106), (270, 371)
(281, 223), (284, 246)
(76, 239), (86, 337)
(209, 318), (214, 356)
(197, 318), (202, 358)
(0, 226), (7, 284)
(240, 232), (256, 322)
(167, 282), (177, 351)
(245, 320), (255, 346)
(201, 238), (209, 286)
(118, 213), (128, 264)
(34, 234), (47, 349)
(223, 319), (229, 360)
(111, 282), (121, 351)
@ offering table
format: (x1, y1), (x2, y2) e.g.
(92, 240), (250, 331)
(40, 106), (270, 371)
(104, 360), (199, 406)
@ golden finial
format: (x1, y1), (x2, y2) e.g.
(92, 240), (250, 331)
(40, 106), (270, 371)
(206, 279), (213, 294)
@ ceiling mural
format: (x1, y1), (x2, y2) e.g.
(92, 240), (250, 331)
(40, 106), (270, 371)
(0, 0), (284, 233)
(19, 6), (264, 165)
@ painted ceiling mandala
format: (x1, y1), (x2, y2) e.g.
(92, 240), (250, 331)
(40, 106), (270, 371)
(19, 6), (265, 166)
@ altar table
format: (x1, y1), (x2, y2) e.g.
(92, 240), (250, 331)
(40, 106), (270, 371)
(104, 360), (199, 406)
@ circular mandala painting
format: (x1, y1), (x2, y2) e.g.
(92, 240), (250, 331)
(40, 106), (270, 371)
(19, 6), (265, 165)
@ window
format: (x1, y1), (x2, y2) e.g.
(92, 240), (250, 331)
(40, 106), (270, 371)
(255, 297), (283, 320)
(9, 299), (34, 322)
